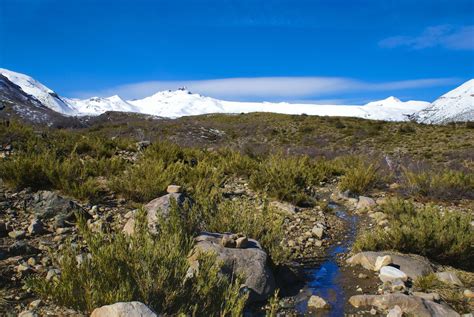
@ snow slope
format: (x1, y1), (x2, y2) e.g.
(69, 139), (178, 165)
(411, 79), (474, 124)
(128, 90), (428, 121)
(0, 68), (75, 115)
(65, 95), (140, 115)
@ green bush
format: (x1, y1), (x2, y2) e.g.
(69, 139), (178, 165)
(27, 207), (247, 315)
(402, 168), (474, 200)
(249, 153), (336, 206)
(338, 156), (381, 195)
(203, 199), (289, 265)
(354, 199), (474, 269)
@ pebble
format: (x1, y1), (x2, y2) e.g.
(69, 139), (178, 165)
(8, 230), (26, 239)
(464, 289), (474, 299)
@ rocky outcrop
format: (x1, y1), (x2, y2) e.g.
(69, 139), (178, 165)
(91, 301), (157, 317)
(349, 294), (460, 317)
(190, 232), (275, 303)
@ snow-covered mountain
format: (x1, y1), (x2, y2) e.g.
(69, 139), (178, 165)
(411, 79), (474, 124)
(0, 68), (75, 115)
(1, 68), (472, 123)
(65, 95), (140, 115)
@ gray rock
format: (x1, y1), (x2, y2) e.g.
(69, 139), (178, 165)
(349, 293), (459, 317)
(356, 196), (376, 210)
(27, 219), (44, 235)
(311, 226), (324, 239)
(347, 251), (433, 280)
(387, 305), (403, 317)
(91, 301), (157, 317)
(8, 241), (40, 256)
(436, 271), (464, 287)
(191, 232), (275, 303)
(413, 292), (440, 301)
(32, 191), (90, 221)
(123, 193), (186, 235)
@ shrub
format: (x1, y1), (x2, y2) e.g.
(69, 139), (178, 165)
(338, 156), (381, 195)
(27, 207), (247, 315)
(203, 199), (289, 265)
(402, 168), (474, 200)
(354, 199), (474, 269)
(249, 153), (336, 206)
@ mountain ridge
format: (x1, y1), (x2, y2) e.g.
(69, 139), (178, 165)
(0, 68), (472, 124)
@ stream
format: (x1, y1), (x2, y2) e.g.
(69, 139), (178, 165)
(295, 203), (358, 316)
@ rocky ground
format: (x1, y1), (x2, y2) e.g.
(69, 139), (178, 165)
(1, 178), (473, 316)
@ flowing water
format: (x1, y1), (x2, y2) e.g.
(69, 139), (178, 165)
(295, 204), (358, 316)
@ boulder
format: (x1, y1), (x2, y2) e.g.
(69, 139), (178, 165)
(379, 266), (408, 283)
(123, 193), (186, 235)
(349, 294), (460, 317)
(32, 191), (90, 222)
(356, 196), (376, 210)
(307, 295), (329, 309)
(347, 251), (433, 280)
(190, 232), (275, 303)
(436, 272), (464, 287)
(91, 301), (157, 317)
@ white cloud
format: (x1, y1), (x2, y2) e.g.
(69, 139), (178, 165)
(379, 25), (474, 50)
(74, 76), (457, 100)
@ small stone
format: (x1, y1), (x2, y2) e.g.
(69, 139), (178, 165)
(8, 230), (26, 239)
(166, 185), (182, 193)
(379, 266), (408, 283)
(27, 257), (37, 266)
(370, 308), (377, 315)
(374, 255), (392, 271)
(464, 289), (474, 298)
(356, 196), (376, 210)
(17, 263), (32, 273)
(221, 235), (236, 248)
(28, 219), (44, 235)
(287, 240), (296, 247)
(307, 295), (329, 309)
(56, 227), (72, 234)
(387, 305), (403, 317)
(436, 271), (464, 287)
(314, 240), (323, 247)
(91, 301), (157, 317)
(236, 237), (248, 249)
(29, 299), (42, 309)
(311, 226), (324, 239)
(391, 279), (406, 292)
(358, 273), (368, 279)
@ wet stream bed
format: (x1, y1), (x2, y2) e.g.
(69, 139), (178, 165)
(285, 203), (380, 316)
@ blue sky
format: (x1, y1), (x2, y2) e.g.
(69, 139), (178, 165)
(1, 0), (473, 104)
